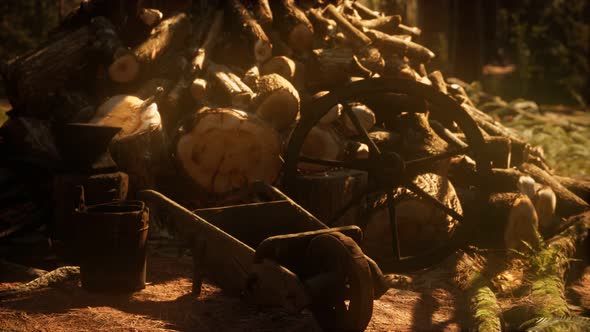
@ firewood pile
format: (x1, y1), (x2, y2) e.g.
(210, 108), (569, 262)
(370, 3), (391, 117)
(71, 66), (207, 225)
(0, 0), (589, 330)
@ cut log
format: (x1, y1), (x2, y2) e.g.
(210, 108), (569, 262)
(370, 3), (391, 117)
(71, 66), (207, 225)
(249, 0), (273, 29)
(347, 15), (401, 32)
(190, 78), (208, 101)
(252, 74), (300, 130)
(139, 8), (163, 27)
(260, 56), (305, 90)
(364, 28), (435, 63)
(117, 13), (191, 82)
(351, 1), (380, 19)
(175, 108), (283, 195)
(520, 163), (589, 218)
(227, 0), (273, 63)
(307, 47), (355, 87)
(88, 16), (140, 84)
(555, 176), (590, 204)
(325, 4), (372, 49)
(299, 125), (346, 172)
(306, 91), (342, 127)
(90, 88), (165, 193)
(308, 7), (336, 39)
(207, 62), (255, 109)
(3, 21), (119, 119)
(270, 0), (315, 52)
(338, 103), (376, 137)
(362, 172), (462, 262)
(504, 194), (540, 253)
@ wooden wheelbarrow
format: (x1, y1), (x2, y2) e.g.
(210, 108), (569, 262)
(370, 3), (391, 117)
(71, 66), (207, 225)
(140, 182), (389, 332)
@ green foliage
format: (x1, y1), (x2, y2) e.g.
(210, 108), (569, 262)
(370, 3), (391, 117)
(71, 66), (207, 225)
(497, 0), (590, 105)
(521, 316), (590, 332)
(470, 282), (502, 332)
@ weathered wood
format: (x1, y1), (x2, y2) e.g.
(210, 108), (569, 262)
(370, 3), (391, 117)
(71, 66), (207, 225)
(270, 0), (314, 52)
(122, 13), (191, 82)
(555, 176), (590, 204)
(252, 74), (300, 130)
(347, 15), (401, 32)
(364, 28), (435, 63)
(90, 89), (165, 193)
(3, 23), (113, 120)
(308, 7), (336, 38)
(0, 266), (80, 299)
(325, 4), (372, 49)
(520, 163), (589, 218)
(260, 56), (305, 90)
(207, 62), (254, 109)
(227, 0), (273, 63)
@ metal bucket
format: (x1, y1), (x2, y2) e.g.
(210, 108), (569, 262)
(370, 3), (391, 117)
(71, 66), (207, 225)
(75, 200), (149, 292)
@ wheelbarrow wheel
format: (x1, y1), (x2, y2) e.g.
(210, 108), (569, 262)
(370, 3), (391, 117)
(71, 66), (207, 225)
(304, 232), (373, 332)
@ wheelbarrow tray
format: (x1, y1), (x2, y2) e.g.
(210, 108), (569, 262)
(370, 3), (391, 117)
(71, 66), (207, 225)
(140, 183), (362, 311)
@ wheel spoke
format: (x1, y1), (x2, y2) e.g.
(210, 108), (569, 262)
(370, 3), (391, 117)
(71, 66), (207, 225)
(343, 104), (381, 157)
(405, 147), (469, 171)
(298, 156), (371, 171)
(403, 180), (464, 222)
(387, 192), (401, 261)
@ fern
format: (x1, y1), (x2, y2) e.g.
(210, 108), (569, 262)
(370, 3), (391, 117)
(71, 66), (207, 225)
(521, 316), (590, 332)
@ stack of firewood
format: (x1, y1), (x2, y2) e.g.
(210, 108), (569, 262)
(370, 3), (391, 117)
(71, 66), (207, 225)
(0, 0), (589, 329)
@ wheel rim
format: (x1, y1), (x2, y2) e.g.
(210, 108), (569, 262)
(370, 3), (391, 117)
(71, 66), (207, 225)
(282, 78), (492, 271)
(304, 233), (373, 332)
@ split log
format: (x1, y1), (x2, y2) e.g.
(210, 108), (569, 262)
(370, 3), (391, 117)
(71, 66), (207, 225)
(364, 28), (435, 63)
(90, 88), (165, 193)
(227, 0), (273, 63)
(207, 62), (255, 109)
(396, 24), (422, 37)
(260, 56), (305, 90)
(270, 0), (314, 52)
(113, 13), (191, 83)
(252, 74), (300, 130)
(175, 108), (283, 195)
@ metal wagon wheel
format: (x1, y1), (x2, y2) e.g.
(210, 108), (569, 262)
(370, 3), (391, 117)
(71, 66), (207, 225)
(282, 78), (492, 272)
(304, 232), (374, 332)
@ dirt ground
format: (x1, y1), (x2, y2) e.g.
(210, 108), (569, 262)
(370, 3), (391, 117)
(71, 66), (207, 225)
(0, 253), (463, 332)
(1, 250), (588, 332)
